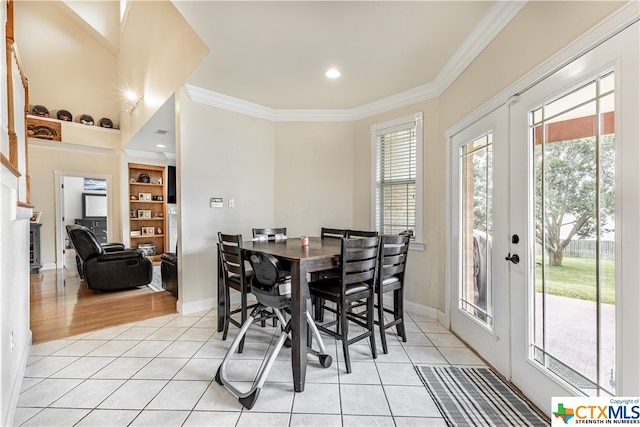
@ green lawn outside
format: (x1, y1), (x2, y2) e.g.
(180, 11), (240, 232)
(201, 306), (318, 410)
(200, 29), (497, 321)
(534, 256), (615, 304)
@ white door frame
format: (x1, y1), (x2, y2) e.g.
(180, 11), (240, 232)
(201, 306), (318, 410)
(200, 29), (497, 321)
(54, 171), (114, 269)
(445, 5), (639, 414)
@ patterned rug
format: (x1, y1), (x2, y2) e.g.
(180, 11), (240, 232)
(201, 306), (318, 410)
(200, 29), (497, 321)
(416, 366), (549, 427)
(147, 265), (163, 292)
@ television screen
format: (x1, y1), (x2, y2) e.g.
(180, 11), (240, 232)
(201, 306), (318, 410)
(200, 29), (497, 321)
(83, 193), (107, 218)
(167, 165), (176, 204)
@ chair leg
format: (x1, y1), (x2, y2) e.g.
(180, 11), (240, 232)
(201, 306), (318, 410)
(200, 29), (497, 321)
(394, 288), (406, 342)
(367, 294), (377, 360)
(222, 286), (231, 341)
(377, 290), (388, 354)
(339, 303), (351, 374)
(238, 291), (248, 354)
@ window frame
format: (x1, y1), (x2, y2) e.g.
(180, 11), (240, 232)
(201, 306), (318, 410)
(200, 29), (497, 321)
(371, 112), (424, 250)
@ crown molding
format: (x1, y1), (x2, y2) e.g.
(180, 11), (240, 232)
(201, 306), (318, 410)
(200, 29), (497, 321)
(123, 148), (174, 161)
(433, 1), (527, 93)
(184, 2), (526, 122)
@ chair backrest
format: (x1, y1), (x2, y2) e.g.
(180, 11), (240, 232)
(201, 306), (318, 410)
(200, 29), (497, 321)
(340, 236), (380, 286)
(379, 234), (410, 281)
(346, 229), (379, 238)
(218, 232), (246, 278)
(252, 227), (287, 240)
(66, 224), (104, 261)
(245, 250), (290, 287)
(321, 227), (347, 239)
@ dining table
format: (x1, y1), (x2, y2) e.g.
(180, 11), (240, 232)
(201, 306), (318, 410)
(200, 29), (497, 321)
(217, 236), (341, 392)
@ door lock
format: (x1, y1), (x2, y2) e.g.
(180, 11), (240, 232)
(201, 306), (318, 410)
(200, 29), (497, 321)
(505, 253), (520, 264)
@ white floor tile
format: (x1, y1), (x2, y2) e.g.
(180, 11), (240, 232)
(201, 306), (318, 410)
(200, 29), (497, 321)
(145, 380), (209, 410)
(236, 411), (291, 426)
(129, 409), (190, 426)
(74, 409), (140, 426)
(340, 384), (391, 416)
(439, 346), (486, 365)
(393, 416), (449, 426)
(18, 407), (89, 427)
(157, 340), (205, 358)
(289, 413), (342, 426)
(50, 379), (125, 409)
(24, 356), (79, 378)
(97, 379), (167, 410)
(114, 326), (159, 341)
(50, 356), (115, 379)
(121, 340), (171, 358)
(183, 410), (241, 426)
(51, 340), (108, 357)
(343, 414), (395, 426)
(90, 357), (152, 379)
(173, 358), (219, 381)
(87, 340), (139, 357)
(384, 385), (441, 417)
(292, 382), (341, 414)
(131, 357), (188, 380)
(338, 361), (381, 385)
(18, 378), (83, 408)
(375, 363), (423, 386)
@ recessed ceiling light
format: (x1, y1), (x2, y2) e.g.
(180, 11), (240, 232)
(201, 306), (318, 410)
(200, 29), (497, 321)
(325, 68), (341, 79)
(156, 144), (165, 148)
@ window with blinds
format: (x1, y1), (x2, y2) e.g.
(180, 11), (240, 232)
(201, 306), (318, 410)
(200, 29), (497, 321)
(373, 113), (422, 239)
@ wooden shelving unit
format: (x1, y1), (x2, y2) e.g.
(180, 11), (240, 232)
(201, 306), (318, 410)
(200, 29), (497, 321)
(128, 163), (167, 262)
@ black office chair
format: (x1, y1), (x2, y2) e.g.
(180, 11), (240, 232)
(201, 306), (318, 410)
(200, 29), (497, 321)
(308, 236), (380, 373)
(376, 234), (410, 353)
(215, 250), (331, 410)
(218, 232), (257, 353)
(252, 227), (287, 241)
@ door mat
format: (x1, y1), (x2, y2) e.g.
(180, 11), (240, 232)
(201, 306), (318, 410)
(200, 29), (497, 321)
(416, 366), (549, 426)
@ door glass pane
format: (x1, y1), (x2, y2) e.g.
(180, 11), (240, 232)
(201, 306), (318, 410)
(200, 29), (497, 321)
(532, 72), (615, 396)
(460, 133), (493, 327)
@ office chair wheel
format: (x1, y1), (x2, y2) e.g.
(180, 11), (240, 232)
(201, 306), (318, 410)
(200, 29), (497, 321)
(239, 389), (260, 410)
(214, 366), (223, 385)
(319, 354), (332, 368)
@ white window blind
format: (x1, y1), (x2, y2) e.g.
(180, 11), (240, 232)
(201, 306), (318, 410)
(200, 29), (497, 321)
(373, 113), (422, 239)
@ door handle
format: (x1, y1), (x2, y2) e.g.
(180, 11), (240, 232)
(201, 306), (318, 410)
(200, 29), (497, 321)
(505, 253), (520, 264)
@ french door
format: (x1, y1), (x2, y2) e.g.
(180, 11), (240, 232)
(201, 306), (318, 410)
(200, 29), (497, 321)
(450, 21), (639, 414)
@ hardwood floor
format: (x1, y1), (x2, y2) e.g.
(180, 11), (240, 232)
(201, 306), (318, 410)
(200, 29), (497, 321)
(30, 255), (177, 344)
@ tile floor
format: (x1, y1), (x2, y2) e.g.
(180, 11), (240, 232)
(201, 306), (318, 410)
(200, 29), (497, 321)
(14, 309), (487, 426)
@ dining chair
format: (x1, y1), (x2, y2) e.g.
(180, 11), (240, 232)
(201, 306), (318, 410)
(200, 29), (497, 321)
(376, 234), (411, 354)
(346, 229), (379, 238)
(252, 227), (287, 240)
(308, 236), (380, 373)
(218, 232), (256, 353)
(312, 227), (349, 321)
(321, 227), (348, 239)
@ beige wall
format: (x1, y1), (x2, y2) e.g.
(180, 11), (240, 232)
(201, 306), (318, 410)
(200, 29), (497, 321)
(177, 90), (276, 309)
(440, 1), (625, 130)
(353, 99), (443, 312)
(274, 121), (355, 236)
(118, 0), (208, 146)
(28, 145), (121, 267)
(14, 1), (119, 127)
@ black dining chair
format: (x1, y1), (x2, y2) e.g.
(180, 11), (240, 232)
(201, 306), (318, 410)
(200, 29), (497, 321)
(313, 227), (349, 321)
(218, 232), (257, 353)
(376, 234), (411, 353)
(252, 227), (287, 241)
(321, 227), (348, 239)
(346, 229), (379, 238)
(308, 236), (380, 373)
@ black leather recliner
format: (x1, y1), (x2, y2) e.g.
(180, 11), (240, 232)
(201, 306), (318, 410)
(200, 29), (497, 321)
(161, 251), (178, 298)
(66, 224), (153, 291)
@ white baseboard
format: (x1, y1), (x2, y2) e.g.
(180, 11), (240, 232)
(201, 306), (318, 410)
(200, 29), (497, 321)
(4, 331), (32, 427)
(177, 297), (215, 315)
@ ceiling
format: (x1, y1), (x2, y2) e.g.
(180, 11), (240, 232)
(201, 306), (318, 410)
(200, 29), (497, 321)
(126, 1), (523, 155)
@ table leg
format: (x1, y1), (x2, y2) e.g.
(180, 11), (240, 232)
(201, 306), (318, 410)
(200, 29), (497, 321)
(291, 261), (308, 392)
(217, 244), (225, 332)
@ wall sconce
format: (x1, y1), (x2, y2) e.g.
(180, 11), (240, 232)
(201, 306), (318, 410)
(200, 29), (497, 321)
(122, 91), (143, 114)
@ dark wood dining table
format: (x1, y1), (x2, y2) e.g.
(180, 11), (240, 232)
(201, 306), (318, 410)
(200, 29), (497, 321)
(216, 236), (341, 392)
